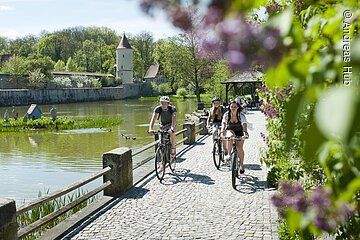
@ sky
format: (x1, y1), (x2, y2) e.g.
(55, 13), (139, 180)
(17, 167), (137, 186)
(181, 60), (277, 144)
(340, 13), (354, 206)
(0, 0), (181, 40)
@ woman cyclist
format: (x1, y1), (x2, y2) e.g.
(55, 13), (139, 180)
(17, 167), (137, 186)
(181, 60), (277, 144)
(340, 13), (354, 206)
(206, 97), (226, 142)
(221, 100), (249, 174)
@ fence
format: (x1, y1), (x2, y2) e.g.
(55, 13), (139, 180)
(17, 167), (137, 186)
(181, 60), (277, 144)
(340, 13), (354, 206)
(0, 117), (208, 240)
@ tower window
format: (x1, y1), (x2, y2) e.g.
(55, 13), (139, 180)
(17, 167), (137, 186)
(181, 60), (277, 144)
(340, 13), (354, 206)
(123, 54), (124, 58)
(121, 66), (123, 69)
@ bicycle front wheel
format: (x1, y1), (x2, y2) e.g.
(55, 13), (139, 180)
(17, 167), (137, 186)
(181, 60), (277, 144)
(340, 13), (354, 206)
(213, 141), (221, 169)
(231, 152), (238, 189)
(169, 153), (176, 173)
(155, 147), (165, 181)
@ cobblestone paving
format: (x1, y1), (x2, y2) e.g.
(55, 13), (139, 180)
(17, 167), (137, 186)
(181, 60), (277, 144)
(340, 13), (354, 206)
(64, 111), (278, 240)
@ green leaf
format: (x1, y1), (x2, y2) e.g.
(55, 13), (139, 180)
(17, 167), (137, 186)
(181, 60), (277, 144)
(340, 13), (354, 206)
(265, 59), (291, 89)
(268, 7), (293, 37)
(340, 177), (360, 202)
(285, 92), (304, 148)
(286, 208), (302, 234)
(314, 87), (357, 142)
(304, 117), (327, 162)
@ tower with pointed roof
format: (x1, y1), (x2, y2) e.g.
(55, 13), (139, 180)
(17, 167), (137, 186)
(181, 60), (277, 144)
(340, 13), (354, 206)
(116, 33), (133, 84)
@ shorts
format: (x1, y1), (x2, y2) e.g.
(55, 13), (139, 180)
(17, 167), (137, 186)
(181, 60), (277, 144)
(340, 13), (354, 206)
(160, 123), (172, 131)
(225, 130), (244, 137)
(211, 122), (222, 128)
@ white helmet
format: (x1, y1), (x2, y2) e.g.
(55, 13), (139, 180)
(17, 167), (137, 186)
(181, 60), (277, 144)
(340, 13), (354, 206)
(160, 96), (170, 103)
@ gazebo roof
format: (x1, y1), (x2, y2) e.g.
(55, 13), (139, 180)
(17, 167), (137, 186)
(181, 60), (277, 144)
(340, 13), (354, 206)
(221, 71), (263, 84)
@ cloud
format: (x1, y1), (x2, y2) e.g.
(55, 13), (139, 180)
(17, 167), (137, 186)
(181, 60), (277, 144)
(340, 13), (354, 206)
(0, 30), (20, 39)
(0, 5), (14, 11)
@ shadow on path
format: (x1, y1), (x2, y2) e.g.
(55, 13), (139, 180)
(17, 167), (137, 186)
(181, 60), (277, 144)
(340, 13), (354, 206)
(160, 168), (215, 186)
(233, 174), (268, 194)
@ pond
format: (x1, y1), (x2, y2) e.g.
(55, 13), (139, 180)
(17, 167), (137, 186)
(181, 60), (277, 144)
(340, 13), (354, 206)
(0, 98), (197, 205)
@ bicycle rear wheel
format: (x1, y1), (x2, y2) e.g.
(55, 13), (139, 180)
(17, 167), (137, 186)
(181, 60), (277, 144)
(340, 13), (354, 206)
(231, 152), (238, 189)
(155, 147), (165, 181)
(213, 141), (222, 169)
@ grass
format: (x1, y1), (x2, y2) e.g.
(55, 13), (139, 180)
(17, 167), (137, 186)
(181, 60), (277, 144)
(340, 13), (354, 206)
(0, 116), (123, 132)
(18, 189), (98, 240)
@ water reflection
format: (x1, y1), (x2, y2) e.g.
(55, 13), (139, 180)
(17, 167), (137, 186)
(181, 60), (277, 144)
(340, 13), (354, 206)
(0, 98), (197, 204)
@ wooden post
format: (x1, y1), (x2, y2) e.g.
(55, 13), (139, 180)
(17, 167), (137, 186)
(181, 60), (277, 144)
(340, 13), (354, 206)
(103, 147), (133, 197)
(0, 198), (18, 240)
(199, 116), (208, 135)
(183, 122), (195, 145)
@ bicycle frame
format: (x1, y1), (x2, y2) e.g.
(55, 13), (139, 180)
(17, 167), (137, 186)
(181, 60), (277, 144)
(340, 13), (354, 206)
(153, 130), (176, 181)
(222, 135), (247, 189)
(211, 125), (223, 169)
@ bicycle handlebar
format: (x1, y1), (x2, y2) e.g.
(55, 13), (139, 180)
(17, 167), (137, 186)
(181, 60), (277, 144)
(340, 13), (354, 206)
(148, 130), (171, 135)
(221, 136), (248, 141)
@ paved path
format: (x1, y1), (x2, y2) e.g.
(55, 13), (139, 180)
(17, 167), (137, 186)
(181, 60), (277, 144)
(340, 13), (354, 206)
(63, 111), (278, 240)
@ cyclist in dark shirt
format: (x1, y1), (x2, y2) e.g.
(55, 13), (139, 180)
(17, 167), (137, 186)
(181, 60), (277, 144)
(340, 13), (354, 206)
(207, 97), (226, 142)
(149, 96), (177, 157)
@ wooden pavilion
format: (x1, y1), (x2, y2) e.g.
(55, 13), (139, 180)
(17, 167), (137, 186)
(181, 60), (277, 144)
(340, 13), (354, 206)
(221, 70), (263, 103)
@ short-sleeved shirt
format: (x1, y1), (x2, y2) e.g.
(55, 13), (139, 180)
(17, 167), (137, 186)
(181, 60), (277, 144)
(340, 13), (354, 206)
(154, 105), (176, 126)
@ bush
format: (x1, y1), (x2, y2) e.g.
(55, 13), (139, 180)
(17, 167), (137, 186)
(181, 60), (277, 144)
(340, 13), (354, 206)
(157, 83), (172, 95)
(176, 88), (188, 98)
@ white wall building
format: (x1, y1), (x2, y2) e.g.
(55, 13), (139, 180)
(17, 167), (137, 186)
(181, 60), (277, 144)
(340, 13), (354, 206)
(116, 33), (133, 84)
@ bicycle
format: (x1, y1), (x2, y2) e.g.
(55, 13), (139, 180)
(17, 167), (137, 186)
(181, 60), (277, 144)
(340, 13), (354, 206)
(149, 130), (176, 181)
(223, 135), (248, 189)
(210, 124), (224, 169)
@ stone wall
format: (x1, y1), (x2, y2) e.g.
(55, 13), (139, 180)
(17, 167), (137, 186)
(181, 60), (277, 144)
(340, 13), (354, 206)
(0, 82), (151, 107)
(0, 74), (28, 89)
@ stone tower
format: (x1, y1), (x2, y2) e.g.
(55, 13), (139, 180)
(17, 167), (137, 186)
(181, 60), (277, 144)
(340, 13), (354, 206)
(116, 33), (133, 84)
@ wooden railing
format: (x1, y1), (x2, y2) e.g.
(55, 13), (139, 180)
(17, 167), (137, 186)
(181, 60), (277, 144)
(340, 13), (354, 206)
(0, 115), (208, 240)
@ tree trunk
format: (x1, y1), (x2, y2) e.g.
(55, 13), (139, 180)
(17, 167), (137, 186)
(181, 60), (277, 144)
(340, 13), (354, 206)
(195, 86), (201, 103)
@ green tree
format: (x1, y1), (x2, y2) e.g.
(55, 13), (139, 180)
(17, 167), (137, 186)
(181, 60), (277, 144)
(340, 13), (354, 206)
(0, 36), (8, 54)
(154, 37), (188, 92)
(74, 39), (100, 72)
(131, 32), (156, 79)
(35, 33), (68, 61)
(1, 55), (28, 88)
(66, 57), (78, 72)
(1, 55), (28, 77)
(204, 60), (230, 100)
(27, 54), (55, 79)
(6, 35), (37, 57)
(28, 68), (47, 89)
(178, 29), (214, 103)
(54, 60), (66, 71)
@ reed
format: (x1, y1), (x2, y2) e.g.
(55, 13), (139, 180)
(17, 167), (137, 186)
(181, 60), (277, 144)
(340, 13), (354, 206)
(0, 116), (123, 132)
(18, 189), (98, 240)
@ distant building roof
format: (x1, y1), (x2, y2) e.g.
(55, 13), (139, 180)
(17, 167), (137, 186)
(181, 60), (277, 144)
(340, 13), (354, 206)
(27, 104), (42, 117)
(52, 71), (114, 78)
(117, 34), (132, 49)
(221, 71), (263, 84)
(144, 64), (160, 79)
